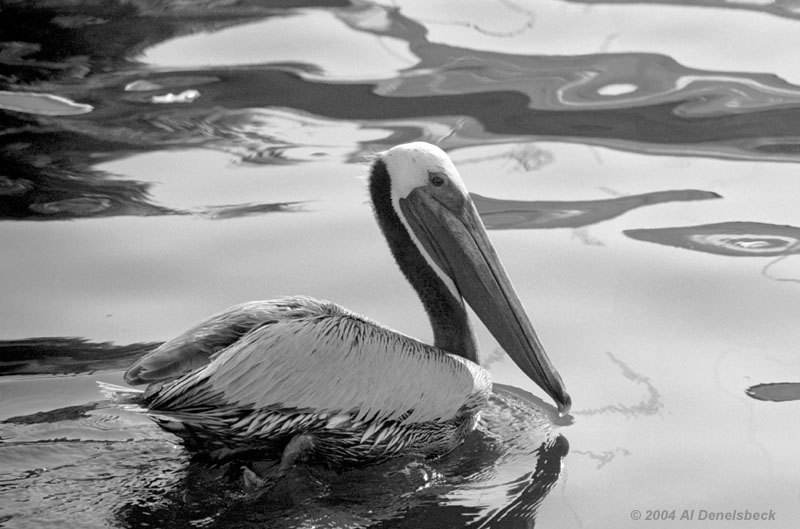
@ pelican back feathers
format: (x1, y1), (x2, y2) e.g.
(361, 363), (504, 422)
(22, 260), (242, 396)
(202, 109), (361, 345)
(125, 299), (314, 385)
(139, 297), (491, 463)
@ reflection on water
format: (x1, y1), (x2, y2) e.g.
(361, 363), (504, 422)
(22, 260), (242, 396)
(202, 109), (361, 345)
(473, 189), (720, 230)
(624, 222), (800, 257)
(747, 383), (800, 403)
(2, 0), (800, 219)
(0, 338), (157, 376)
(0, 90), (93, 115)
(565, 0), (800, 22)
(625, 222), (800, 286)
(4, 0), (800, 188)
(3, 0), (800, 527)
(0, 384), (566, 529)
(0, 124), (304, 221)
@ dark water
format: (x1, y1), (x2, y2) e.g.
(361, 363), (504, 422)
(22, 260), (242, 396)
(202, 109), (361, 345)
(2, 1), (800, 527)
(2, 379), (564, 528)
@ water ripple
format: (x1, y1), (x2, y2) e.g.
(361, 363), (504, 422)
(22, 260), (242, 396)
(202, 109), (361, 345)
(565, 0), (800, 22)
(0, 385), (568, 529)
(572, 352), (663, 418)
(5, 0), (800, 174)
(624, 222), (800, 257)
(0, 338), (158, 376)
(473, 189), (721, 230)
(746, 382), (800, 403)
(0, 138), (305, 221)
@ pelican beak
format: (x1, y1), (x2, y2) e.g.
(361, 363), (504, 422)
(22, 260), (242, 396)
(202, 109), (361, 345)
(400, 187), (571, 415)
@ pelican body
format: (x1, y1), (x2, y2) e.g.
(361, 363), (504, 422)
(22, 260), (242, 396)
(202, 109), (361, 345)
(125, 143), (570, 469)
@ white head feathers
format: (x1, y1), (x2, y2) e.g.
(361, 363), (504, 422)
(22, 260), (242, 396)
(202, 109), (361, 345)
(381, 142), (469, 200)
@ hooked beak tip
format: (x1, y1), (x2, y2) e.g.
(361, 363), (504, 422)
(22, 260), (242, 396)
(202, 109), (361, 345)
(557, 392), (572, 417)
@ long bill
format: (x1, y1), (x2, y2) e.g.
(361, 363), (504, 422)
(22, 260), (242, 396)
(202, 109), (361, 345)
(400, 188), (571, 415)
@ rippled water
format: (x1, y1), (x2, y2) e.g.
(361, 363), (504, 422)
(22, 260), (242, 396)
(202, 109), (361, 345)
(2, 380), (562, 529)
(2, 1), (800, 528)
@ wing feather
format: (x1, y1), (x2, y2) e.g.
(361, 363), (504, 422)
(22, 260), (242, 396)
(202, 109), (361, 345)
(124, 298), (327, 385)
(148, 299), (490, 425)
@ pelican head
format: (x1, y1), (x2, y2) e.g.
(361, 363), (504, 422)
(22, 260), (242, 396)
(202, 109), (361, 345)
(372, 142), (571, 415)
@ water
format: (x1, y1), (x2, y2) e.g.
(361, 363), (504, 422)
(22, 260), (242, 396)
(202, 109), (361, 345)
(2, 1), (799, 527)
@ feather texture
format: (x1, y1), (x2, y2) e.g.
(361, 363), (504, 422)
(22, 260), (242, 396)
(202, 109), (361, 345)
(147, 297), (488, 424)
(124, 298), (326, 385)
(136, 297), (491, 462)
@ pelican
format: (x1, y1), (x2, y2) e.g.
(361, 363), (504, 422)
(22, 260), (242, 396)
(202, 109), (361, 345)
(124, 142), (570, 478)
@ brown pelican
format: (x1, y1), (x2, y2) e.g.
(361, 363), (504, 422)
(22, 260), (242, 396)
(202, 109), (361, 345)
(124, 142), (570, 479)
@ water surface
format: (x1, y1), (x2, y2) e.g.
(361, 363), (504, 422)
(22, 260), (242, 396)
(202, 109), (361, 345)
(2, 1), (799, 528)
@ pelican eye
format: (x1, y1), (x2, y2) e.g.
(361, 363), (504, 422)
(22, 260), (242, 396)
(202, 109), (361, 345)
(428, 172), (446, 187)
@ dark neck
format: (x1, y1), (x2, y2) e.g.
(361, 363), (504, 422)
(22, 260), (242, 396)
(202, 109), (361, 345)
(369, 159), (479, 363)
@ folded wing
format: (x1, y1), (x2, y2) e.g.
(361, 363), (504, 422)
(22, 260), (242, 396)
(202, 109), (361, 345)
(144, 298), (489, 426)
(124, 298), (327, 385)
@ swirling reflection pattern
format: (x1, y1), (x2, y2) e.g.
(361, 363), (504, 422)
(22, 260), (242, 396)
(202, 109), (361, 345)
(3, 0), (800, 205)
(624, 222), (800, 257)
(473, 189), (720, 230)
(565, 0), (800, 22)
